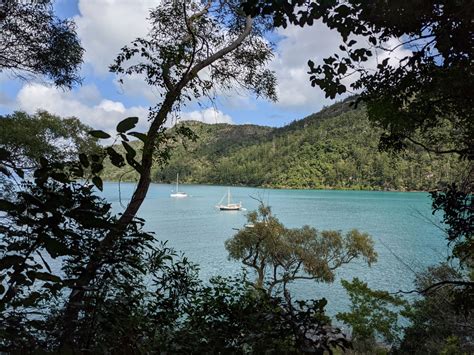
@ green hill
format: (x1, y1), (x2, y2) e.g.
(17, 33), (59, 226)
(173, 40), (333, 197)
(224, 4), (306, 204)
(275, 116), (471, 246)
(102, 99), (462, 191)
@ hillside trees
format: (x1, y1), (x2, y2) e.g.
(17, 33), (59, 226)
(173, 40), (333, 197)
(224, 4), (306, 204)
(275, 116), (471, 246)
(102, 101), (464, 190)
(0, 0), (83, 88)
(398, 264), (474, 354)
(0, 111), (100, 201)
(59, 0), (278, 343)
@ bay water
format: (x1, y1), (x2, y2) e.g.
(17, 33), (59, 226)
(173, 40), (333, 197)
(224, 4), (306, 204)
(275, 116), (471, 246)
(101, 182), (447, 316)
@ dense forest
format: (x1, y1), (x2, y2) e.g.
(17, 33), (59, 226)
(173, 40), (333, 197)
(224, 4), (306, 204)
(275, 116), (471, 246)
(102, 99), (463, 191)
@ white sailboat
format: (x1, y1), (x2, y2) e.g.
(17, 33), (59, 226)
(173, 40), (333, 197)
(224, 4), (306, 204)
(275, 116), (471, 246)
(216, 187), (242, 211)
(170, 173), (187, 198)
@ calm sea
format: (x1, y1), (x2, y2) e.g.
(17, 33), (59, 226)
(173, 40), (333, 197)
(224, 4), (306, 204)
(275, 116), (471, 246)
(101, 182), (447, 316)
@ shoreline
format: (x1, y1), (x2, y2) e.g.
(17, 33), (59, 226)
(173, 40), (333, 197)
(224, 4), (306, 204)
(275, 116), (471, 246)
(102, 179), (431, 194)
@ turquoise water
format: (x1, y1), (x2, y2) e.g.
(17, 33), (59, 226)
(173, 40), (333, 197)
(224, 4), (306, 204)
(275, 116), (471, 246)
(101, 182), (447, 316)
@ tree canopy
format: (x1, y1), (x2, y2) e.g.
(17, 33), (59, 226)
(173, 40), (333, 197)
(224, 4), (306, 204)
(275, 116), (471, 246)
(336, 278), (406, 352)
(0, 111), (99, 169)
(0, 0), (83, 88)
(0, 148), (350, 353)
(225, 204), (377, 293)
(1, 0), (472, 352)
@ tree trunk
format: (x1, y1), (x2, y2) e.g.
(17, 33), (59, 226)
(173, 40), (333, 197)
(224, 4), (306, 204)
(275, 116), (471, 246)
(59, 14), (254, 347)
(256, 266), (265, 289)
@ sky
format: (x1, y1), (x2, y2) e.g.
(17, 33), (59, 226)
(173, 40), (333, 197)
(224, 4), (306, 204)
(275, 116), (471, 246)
(0, 0), (409, 134)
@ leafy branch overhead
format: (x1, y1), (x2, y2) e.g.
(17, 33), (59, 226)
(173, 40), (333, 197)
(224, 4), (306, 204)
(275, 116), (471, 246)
(0, 0), (83, 88)
(242, 0), (473, 158)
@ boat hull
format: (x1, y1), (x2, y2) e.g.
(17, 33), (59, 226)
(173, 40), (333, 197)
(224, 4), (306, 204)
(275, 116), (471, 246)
(171, 193), (188, 198)
(218, 204), (241, 211)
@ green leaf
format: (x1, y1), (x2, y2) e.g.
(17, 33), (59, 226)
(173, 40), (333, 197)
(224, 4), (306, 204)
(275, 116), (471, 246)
(79, 153), (89, 168)
(0, 199), (16, 212)
(122, 141), (136, 158)
(116, 117), (139, 133)
(91, 162), (103, 174)
(92, 176), (103, 191)
(125, 155), (143, 174)
(90, 154), (101, 162)
(23, 292), (42, 306)
(0, 255), (24, 270)
(106, 147), (125, 168)
(15, 167), (24, 179)
(89, 130), (111, 139)
(347, 39), (357, 47)
(129, 131), (148, 143)
(0, 147), (11, 161)
(44, 238), (70, 258)
(0, 164), (11, 176)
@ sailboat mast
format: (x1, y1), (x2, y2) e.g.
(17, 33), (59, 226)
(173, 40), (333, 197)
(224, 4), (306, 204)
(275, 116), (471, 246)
(176, 173), (179, 192)
(228, 187), (230, 205)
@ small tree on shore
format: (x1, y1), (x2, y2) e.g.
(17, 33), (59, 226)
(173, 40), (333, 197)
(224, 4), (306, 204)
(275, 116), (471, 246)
(225, 204), (377, 295)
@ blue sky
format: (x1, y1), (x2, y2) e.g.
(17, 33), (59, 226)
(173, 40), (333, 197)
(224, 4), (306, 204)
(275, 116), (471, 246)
(0, 1), (409, 133)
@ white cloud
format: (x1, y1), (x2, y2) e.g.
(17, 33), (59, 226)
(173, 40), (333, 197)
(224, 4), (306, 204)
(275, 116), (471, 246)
(4, 2), (414, 132)
(271, 23), (341, 111)
(270, 23), (413, 112)
(113, 73), (162, 103)
(13, 84), (232, 138)
(180, 108), (233, 125)
(74, 84), (102, 105)
(75, 0), (161, 75)
(71, 1), (338, 115)
(16, 83), (149, 134)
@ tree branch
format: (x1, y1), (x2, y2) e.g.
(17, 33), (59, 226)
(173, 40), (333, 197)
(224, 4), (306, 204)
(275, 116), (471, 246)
(395, 280), (474, 295)
(404, 136), (465, 155)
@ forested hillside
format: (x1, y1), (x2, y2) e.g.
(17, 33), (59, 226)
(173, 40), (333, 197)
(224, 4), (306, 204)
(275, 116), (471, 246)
(102, 100), (463, 191)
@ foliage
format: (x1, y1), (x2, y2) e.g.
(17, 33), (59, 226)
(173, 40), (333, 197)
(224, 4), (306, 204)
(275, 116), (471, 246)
(0, 154), (156, 350)
(162, 275), (350, 354)
(0, 0), (83, 88)
(397, 264), (474, 354)
(225, 203), (377, 293)
(431, 176), (474, 268)
(242, 0), (473, 159)
(0, 111), (100, 169)
(110, 0), (276, 108)
(239, 2), (474, 353)
(336, 278), (406, 352)
(102, 100), (464, 191)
